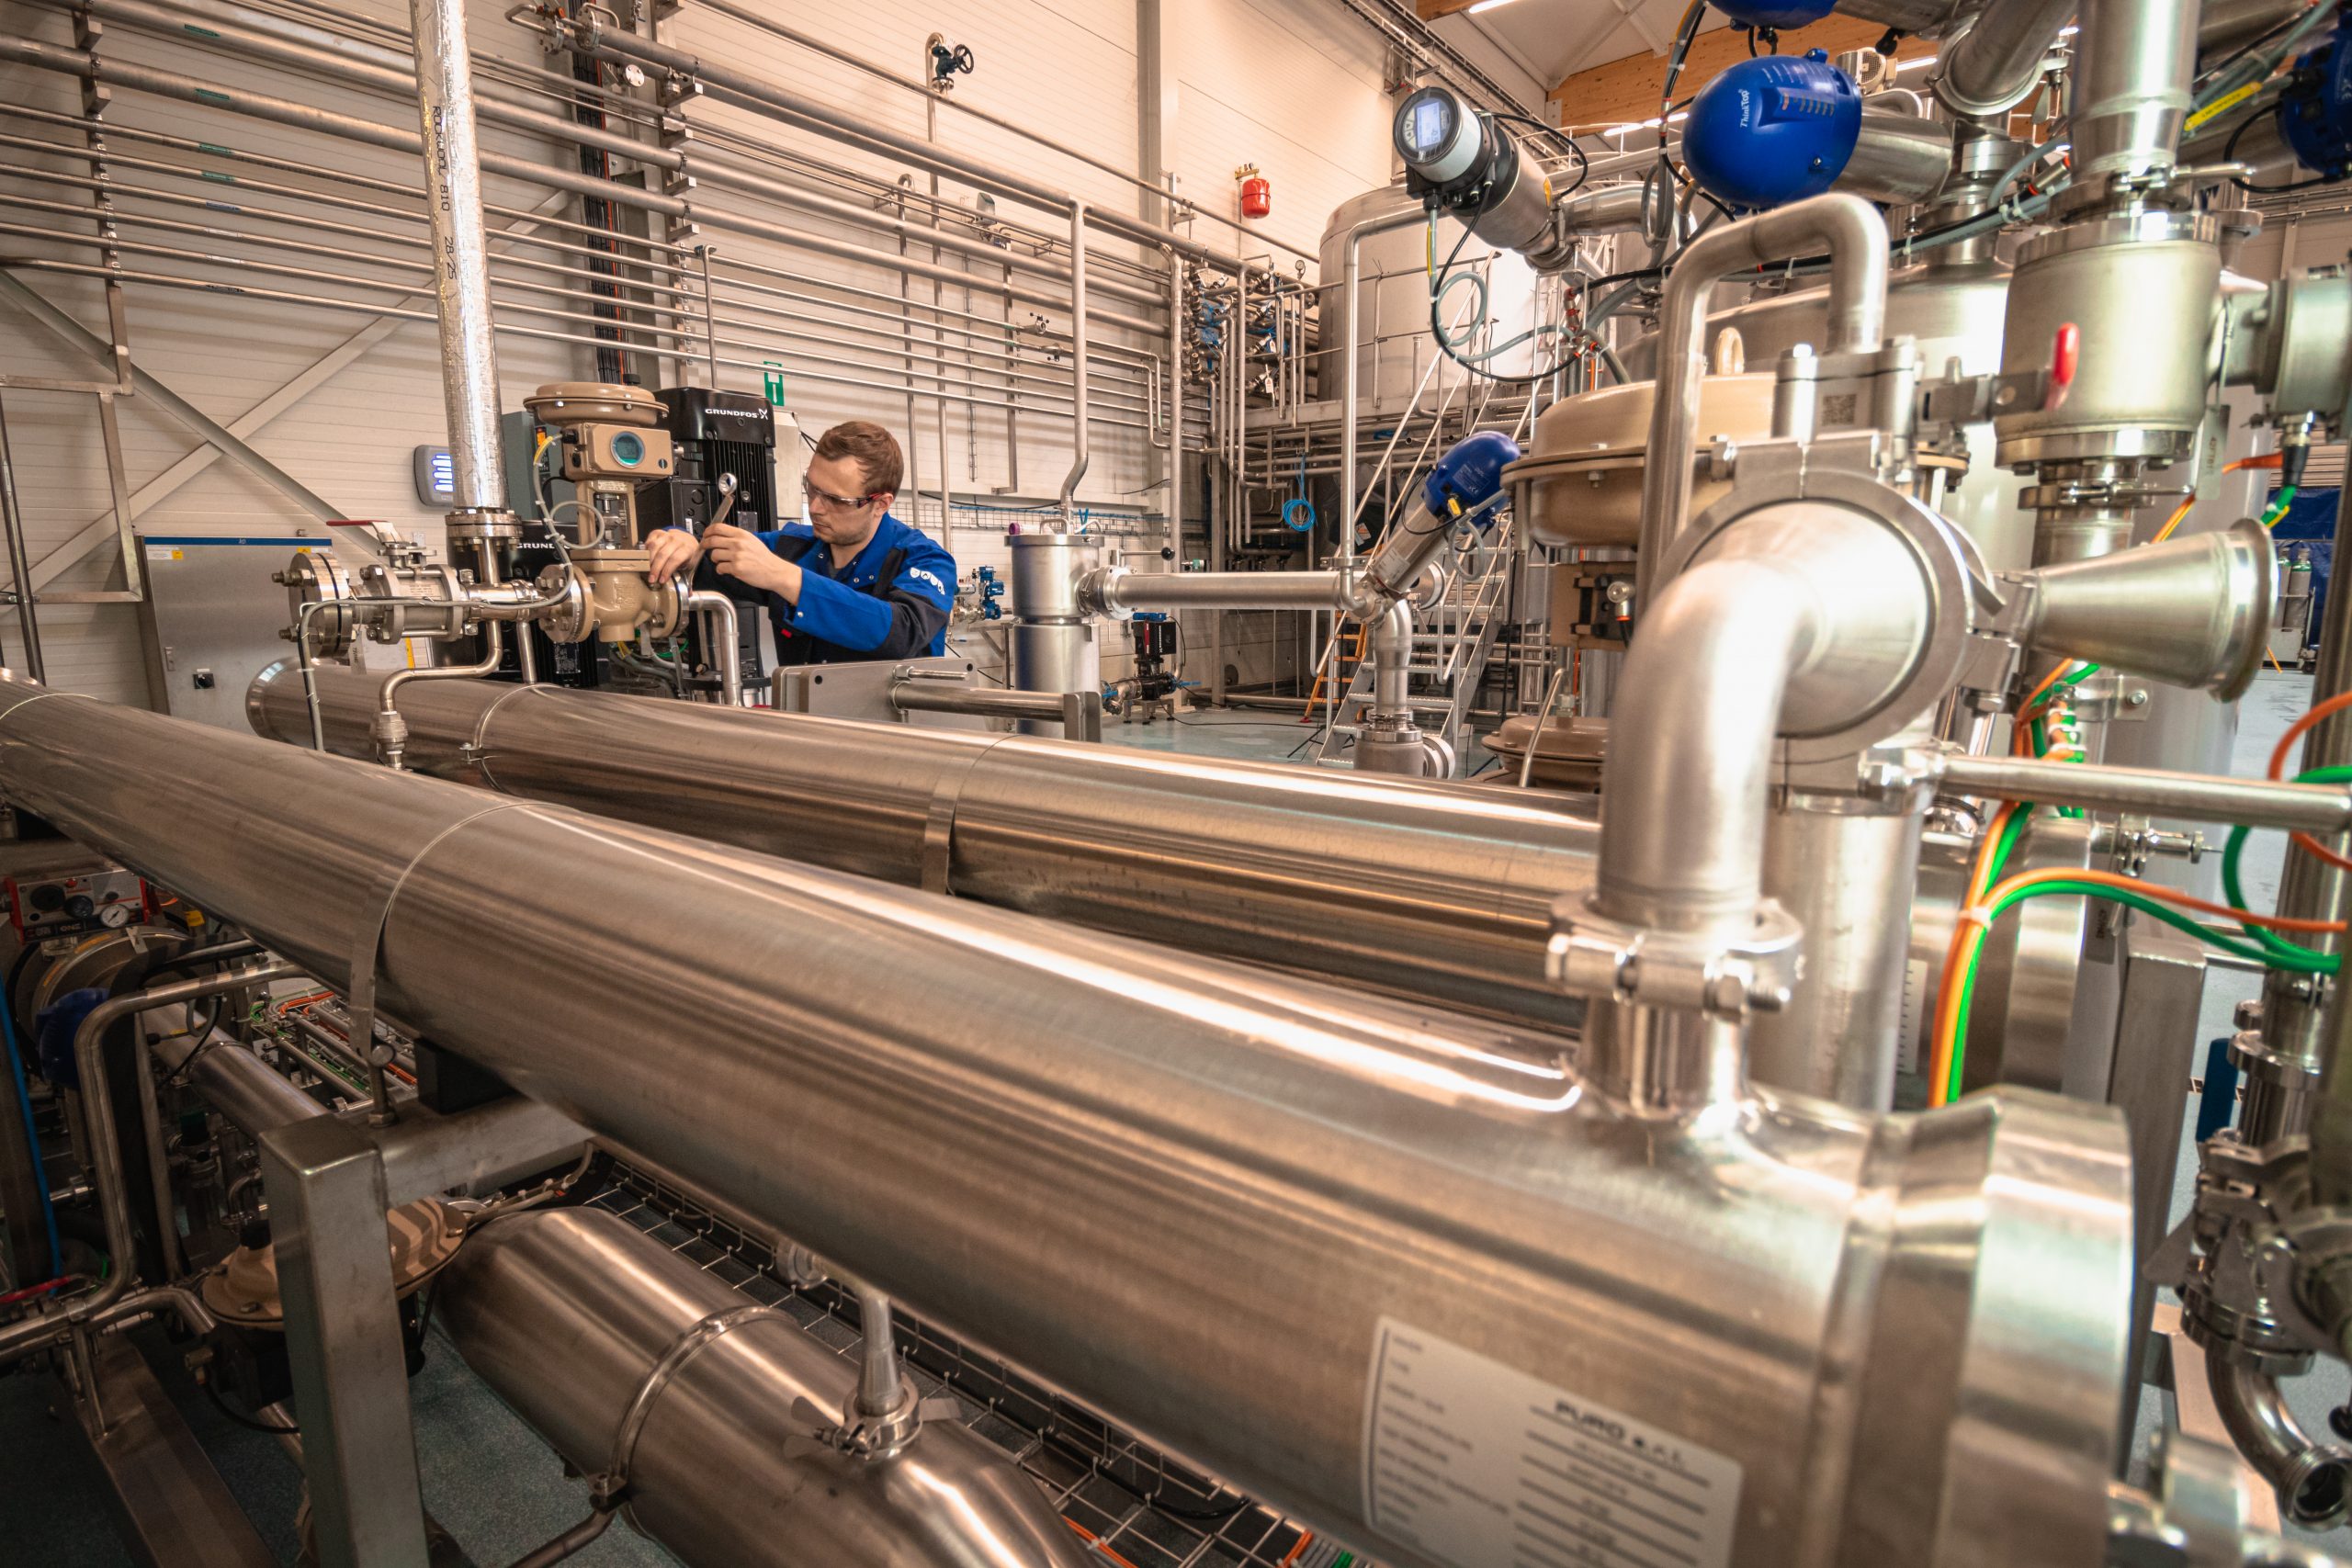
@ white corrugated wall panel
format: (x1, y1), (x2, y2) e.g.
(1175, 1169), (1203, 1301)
(0, 0), (1400, 700)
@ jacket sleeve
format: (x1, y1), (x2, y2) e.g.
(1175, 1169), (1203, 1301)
(781, 539), (955, 658)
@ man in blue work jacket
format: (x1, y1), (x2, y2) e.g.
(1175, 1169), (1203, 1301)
(645, 420), (955, 664)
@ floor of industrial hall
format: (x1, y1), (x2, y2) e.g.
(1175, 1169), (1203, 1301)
(0, 680), (2320, 1566)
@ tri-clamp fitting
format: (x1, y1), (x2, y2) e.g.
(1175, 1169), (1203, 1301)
(1545, 894), (1803, 1024)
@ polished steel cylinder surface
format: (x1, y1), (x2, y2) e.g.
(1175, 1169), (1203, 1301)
(1006, 533), (1097, 624)
(1753, 801), (1926, 1109)
(1941, 754), (2350, 832)
(1934, 0), (2075, 116)
(2069, 0), (2199, 186)
(1994, 219), (2220, 469)
(1098, 567), (1348, 614)
(249, 661), (1599, 1032)
(1839, 107), (1957, 204)
(0, 674), (2134, 1568)
(1600, 502), (1933, 935)
(406, 0), (506, 513)
(438, 1209), (1091, 1568)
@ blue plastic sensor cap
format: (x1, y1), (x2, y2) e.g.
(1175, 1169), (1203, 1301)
(1424, 430), (1521, 519)
(1682, 51), (1862, 209)
(1708, 0), (1838, 28)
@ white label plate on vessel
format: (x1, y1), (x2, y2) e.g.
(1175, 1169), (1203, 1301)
(1363, 1317), (1742, 1568)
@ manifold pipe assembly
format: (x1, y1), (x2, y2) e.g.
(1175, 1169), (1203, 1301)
(2, 671), (2132, 1568)
(0, 38), (1164, 341)
(1634, 194), (1889, 607)
(436, 1208), (1094, 1568)
(250, 660), (1598, 1033)
(0, 963), (301, 1364)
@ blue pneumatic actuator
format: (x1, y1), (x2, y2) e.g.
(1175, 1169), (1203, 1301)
(2278, 16), (2352, 183)
(1681, 51), (1864, 210)
(1424, 430), (1521, 523)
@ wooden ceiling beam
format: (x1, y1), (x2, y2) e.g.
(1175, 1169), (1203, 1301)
(1548, 17), (1936, 131)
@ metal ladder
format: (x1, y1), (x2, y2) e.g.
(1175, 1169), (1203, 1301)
(1317, 515), (1515, 771)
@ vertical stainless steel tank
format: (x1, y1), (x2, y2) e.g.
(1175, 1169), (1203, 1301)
(1317, 185), (1543, 411)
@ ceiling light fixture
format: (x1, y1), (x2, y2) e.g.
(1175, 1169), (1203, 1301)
(1465, 0), (1530, 14)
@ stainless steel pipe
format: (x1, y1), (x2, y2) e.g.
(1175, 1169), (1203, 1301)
(1933, 0), (2075, 117)
(0, 393), (45, 682)
(248, 660), (1597, 1032)
(0, 963), (300, 1363)
(153, 1031), (329, 1135)
(1089, 566), (1357, 615)
(1057, 202), (1091, 523)
(684, 591), (743, 707)
(885, 680), (1102, 739)
(2069, 0), (2200, 188)
(0, 674), (2134, 1568)
(438, 1208), (1092, 1568)
(2206, 1355), (2352, 1529)
(1941, 755), (2352, 833)
(1634, 196), (1889, 604)
(407, 0), (505, 514)
(1599, 505), (1930, 935)
(0, 37), (1165, 341)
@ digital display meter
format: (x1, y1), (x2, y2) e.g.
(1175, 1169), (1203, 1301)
(411, 445), (456, 507)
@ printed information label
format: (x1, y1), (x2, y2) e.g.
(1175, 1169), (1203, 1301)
(1363, 1318), (1742, 1568)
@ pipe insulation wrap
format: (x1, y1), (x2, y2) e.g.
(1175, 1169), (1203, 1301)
(0, 676), (2132, 1568)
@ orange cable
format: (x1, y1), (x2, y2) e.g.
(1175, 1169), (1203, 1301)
(1063, 1519), (1145, 1568)
(2267, 690), (2352, 874)
(2153, 457), (2263, 544)
(1280, 1533), (1315, 1568)
(1928, 799), (2018, 1104)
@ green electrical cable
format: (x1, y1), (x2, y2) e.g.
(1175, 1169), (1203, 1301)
(2220, 763), (2352, 969)
(2263, 486), (2298, 527)
(1948, 876), (2327, 1103)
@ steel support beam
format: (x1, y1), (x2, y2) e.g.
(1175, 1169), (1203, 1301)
(0, 271), (350, 532)
(254, 1114), (429, 1568)
(74, 1334), (278, 1568)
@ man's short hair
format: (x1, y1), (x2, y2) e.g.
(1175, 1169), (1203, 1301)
(814, 420), (904, 499)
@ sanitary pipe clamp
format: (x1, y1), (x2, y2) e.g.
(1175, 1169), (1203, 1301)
(1544, 894), (1802, 1022)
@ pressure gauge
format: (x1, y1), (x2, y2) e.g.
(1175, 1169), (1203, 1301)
(64, 894), (95, 921)
(97, 901), (132, 930)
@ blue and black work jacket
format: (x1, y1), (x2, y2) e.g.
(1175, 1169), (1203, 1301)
(671, 513), (955, 665)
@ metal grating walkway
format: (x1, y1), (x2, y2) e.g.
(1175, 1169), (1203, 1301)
(590, 1166), (1344, 1568)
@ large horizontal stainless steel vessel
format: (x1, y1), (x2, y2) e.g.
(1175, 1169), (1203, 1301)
(437, 1207), (1091, 1568)
(1, 672), (2133, 1568)
(249, 660), (1599, 1032)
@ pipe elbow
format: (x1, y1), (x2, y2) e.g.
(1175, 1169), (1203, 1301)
(2209, 1354), (2352, 1529)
